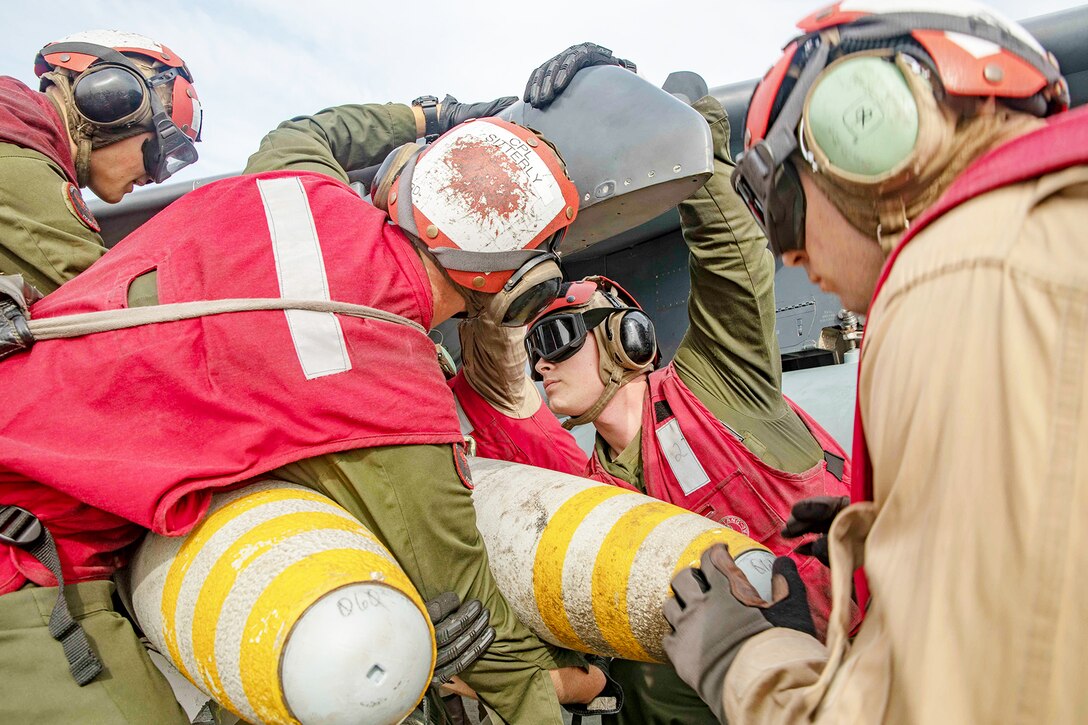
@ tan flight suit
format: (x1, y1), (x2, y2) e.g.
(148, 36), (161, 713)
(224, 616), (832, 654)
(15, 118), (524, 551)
(721, 151), (1088, 724)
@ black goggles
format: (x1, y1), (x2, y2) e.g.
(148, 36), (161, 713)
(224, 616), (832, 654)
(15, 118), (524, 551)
(733, 33), (833, 258)
(733, 151), (806, 257)
(525, 307), (613, 373)
(497, 253), (563, 327)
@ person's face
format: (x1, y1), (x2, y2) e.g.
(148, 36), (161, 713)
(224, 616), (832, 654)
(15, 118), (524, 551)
(535, 335), (606, 417)
(779, 168), (888, 313)
(86, 132), (154, 203)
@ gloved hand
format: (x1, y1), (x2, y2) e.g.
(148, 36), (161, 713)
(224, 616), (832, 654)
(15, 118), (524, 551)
(523, 42), (637, 108)
(0, 274), (39, 361)
(426, 592), (495, 685)
(781, 495), (850, 567)
(562, 654), (624, 717)
(438, 94), (517, 135)
(663, 544), (772, 722)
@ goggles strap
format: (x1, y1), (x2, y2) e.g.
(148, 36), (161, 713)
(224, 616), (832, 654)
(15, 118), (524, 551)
(40, 70), (94, 186)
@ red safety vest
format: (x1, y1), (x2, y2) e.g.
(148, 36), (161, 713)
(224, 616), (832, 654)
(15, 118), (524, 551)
(449, 371), (588, 476)
(0, 76), (77, 182)
(586, 363), (854, 636)
(850, 105), (1088, 609)
(0, 170), (462, 593)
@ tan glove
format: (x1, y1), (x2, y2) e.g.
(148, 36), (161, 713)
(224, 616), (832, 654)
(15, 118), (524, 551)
(458, 314), (540, 418)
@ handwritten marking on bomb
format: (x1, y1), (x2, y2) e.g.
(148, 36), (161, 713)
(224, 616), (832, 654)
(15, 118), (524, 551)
(337, 588), (391, 617)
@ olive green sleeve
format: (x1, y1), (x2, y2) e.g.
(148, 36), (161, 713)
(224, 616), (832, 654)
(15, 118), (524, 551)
(0, 144), (105, 294)
(242, 103), (419, 182)
(673, 96), (781, 413)
(671, 98), (823, 473)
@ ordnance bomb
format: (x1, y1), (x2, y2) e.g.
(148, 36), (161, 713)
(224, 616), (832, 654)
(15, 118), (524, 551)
(123, 480), (434, 725)
(469, 457), (774, 662)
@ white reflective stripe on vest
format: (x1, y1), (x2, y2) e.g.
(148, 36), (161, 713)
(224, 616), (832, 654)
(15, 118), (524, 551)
(453, 391), (474, 436)
(654, 418), (711, 495)
(256, 176), (351, 380)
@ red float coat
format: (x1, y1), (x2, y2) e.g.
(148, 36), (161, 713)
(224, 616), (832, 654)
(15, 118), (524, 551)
(849, 105), (1088, 610)
(586, 363), (854, 636)
(0, 170), (462, 593)
(449, 370), (588, 476)
(0, 76), (76, 182)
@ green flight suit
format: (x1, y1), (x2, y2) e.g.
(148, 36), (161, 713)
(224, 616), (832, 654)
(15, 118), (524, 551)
(0, 580), (188, 724)
(248, 104), (582, 724)
(0, 140), (106, 293)
(595, 98), (824, 725)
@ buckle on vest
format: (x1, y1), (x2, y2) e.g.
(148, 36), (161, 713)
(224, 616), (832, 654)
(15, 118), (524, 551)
(0, 505), (43, 548)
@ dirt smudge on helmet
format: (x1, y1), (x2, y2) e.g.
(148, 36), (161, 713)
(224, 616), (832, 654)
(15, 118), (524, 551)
(439, 136), (526, 222)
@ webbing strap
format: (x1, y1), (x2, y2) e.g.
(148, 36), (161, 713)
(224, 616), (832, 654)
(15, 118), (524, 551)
(26, 297), (427, 341)
(429, 247), (546, 273)
(0, 506), (103, 685)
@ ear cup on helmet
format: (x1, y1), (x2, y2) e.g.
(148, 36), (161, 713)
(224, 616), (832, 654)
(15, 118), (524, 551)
(371, 142), (424, 212)
(72, 65), (148, 124)
(803, 55), (920, 179)
(605, 310), (657, 369)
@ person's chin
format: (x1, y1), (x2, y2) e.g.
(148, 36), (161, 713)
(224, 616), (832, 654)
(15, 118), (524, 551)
(93, 186), (127, 204)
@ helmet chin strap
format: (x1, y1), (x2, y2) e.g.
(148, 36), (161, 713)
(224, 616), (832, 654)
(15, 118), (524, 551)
(561, 369), (629, 430)
(560, 328), (648, 430)
(41, 70), (94, 187)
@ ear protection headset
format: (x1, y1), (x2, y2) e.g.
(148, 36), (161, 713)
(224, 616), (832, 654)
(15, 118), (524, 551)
(801, 53), (924, 181)
(38, 41), (201, 184)
(733, 3), (1069, 257)
(593, 279), (658, 372)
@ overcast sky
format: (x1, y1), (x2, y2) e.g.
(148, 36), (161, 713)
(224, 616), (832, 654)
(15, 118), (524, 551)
(4, 0), (1084, 188)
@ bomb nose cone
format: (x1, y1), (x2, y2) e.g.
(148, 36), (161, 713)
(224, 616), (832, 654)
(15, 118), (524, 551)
(282, 583), (435, 725)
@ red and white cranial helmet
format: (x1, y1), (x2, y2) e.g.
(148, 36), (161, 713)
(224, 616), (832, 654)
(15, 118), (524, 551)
(385, 117), (579, 294)
(35, 30), (201, 143)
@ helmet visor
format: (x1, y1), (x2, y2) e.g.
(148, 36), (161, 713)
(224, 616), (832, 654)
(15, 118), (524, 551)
(142, 110), (199, 183)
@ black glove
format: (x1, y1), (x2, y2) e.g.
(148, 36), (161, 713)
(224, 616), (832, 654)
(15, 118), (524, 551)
(523, 42), (636, 108)
(0, 275), (38, 361)
(662, 545), (772, 722)
(425, 591), (495, 685)
(781, 495), (849, 567)
(759, 557), (818, 637)
(438, 94), (517, 135)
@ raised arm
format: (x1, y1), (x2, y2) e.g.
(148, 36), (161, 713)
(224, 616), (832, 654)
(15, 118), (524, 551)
(243, 94), (517, 181)
(243, 103), (421, 181)
(673, 96), (783, 413)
